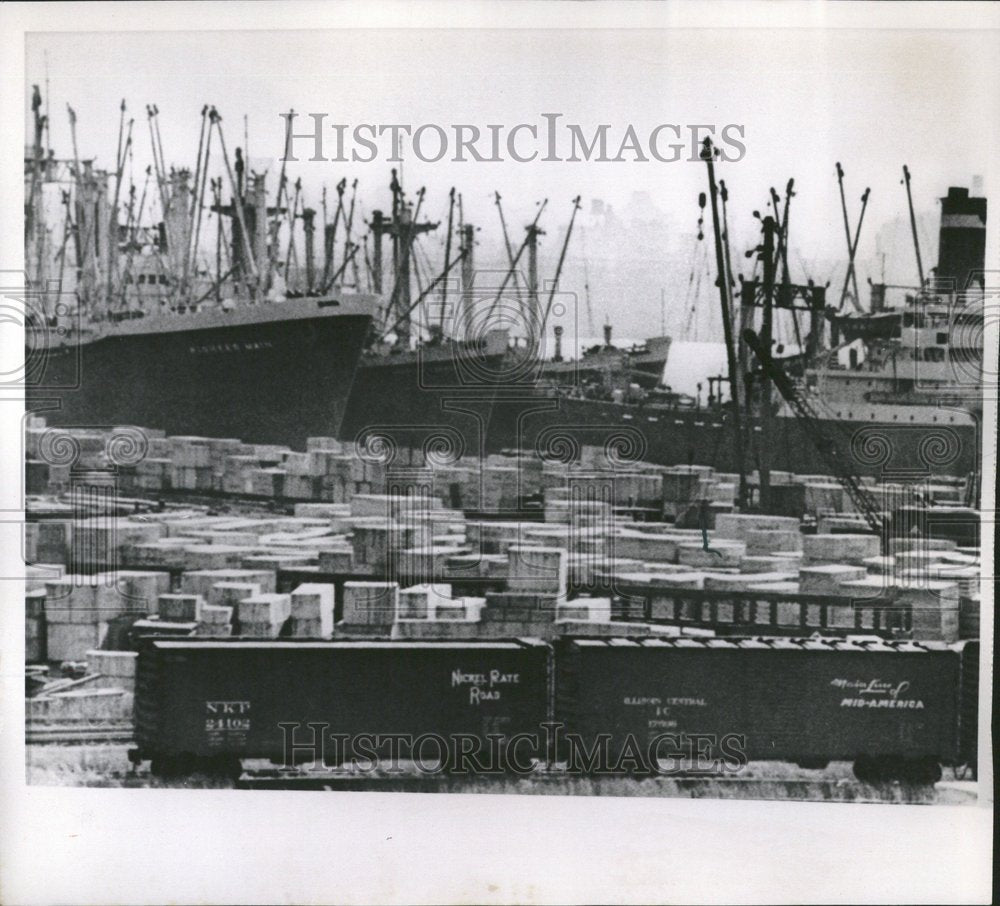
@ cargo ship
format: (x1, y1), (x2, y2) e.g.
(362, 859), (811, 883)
(341, 316), (674, 461)
(500, 181), (986, 479)
(24, 92), (377, 448)
(338, 188), (673, 460)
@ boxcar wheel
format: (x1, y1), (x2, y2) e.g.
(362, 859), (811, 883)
(907, 757), (942, 786)
(174, 752), (198, 777)
(202, 755), (243, 782)
(222, 756), (243, 783)
(853, 755), (875, 784)
(873, 755), (901, 783)
(150, 754), (192, 779)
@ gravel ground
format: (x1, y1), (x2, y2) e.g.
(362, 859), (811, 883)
(25, 743), (978, 804)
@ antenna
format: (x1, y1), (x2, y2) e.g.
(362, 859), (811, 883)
(44, 51), (51, 162)
(580, 224), (595, 335)
(398, 134), (404, 192)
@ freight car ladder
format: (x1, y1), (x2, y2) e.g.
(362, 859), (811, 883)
(742, 328), (885, 539)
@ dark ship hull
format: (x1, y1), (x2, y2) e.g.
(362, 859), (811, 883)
(339, 346), (510, 458)
(486, 394), (980, 477)
(340, 333), (676, 460)
(26, 295), (376, 448)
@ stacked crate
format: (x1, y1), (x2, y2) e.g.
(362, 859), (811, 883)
(43, 575), (121, 661)
(86, 649), (139, 693)
(289, 583), (335, 637)
(339, 581), (398, 635)
(170, 436), (215, 492)
(221, 455), (261, 495)
(156, 593), (204, 622)
(235, 594), (290, 637)
(197, 604), (234, 637)
(180, 568), (276, 600)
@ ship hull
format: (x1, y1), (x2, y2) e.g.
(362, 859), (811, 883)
(485, 394), (980, 478)
(339, 337), (674, 461)
(27, 306), (373, 448)
(339, 349), (510, 459)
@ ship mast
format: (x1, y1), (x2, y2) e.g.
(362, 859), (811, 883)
(494, 191), (526, 318)
(438, 187), (456, 333)
(105, 100), (131, 312)
(525, 221), (544, 320)
(460, 222), (475, 338)
(27, 86), (47, 310)
(902, 165), (925, 289)
(343, 179), (359, 289)
(701, 137), (748, 509)
(487, 200), (547, 324)
(188, 105), (213, 299)
(835, 163), (870, 314)
(756, 213), (777, 511)
(371, 176), (438, 345)
(836, 163), (863, 312)
(541, 196), (582, 336)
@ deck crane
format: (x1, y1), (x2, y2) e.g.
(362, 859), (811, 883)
(742, 328), (886, 541)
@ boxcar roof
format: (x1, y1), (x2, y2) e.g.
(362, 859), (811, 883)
(149, 638), (549, 651)
(564, 637), (963, 653)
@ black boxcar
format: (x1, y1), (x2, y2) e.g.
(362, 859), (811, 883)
(555, 637), (978, 783)
(134, 638), (551, 777)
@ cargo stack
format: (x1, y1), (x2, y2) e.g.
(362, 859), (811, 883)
(393, 584), (487, 639)
(43, 575), (121, 662)
(23, 419), (982, 651)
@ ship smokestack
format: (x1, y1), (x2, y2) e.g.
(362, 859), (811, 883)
(603, 322), (612, 347)
(553, 324), (563, 361)
(251, 174), (268, 282)
(371, 209), (384, 295)
(869, 281), (886, 313)
(323, 223), (336, 289)
(526, 223), (541, 316)
(937, 185), (986, 293)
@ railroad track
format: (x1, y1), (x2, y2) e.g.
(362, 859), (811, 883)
(26, 723), (135, 745)
(21, 744), (977, 802)
(232, 769), (976, 803)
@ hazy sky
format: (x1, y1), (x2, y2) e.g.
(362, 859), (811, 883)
(25, 26), (998, 335)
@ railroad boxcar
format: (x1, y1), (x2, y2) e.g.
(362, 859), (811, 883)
(555, 637), (978, 784)
(132, 638), (551, 777)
